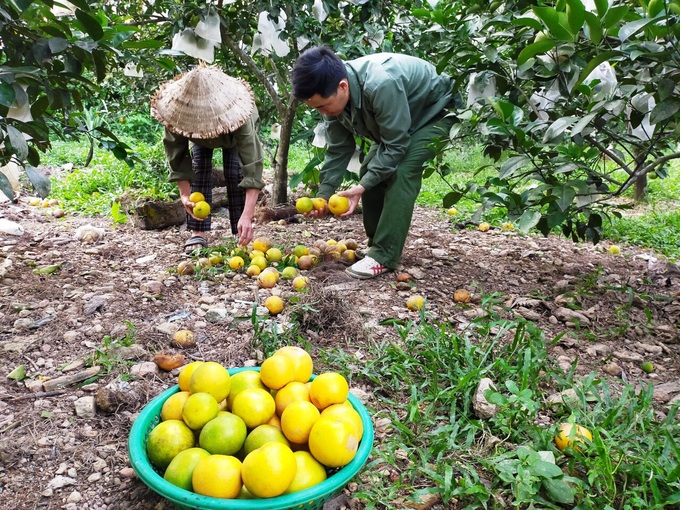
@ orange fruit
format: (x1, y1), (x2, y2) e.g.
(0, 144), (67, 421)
(193, 201), (211, 219)
(406, 295), (425, 311)
(178, 361), (204, 392)
(182, 392), (219, 430)
(293, 244), (309, 257)
(252, 237), (271, 253)
(226, 370), (267, 410)
(309, 372), (349, 410)
(274, 346), (314, 383)
(266, 247), (283, 262)
(260, 354), (295, 390)
(268, 413), (282, 429)
(308, 417), (359, 468)
(264, 295), (284, 315)
(328, 194), (350, 215)
(242, 442), (297, 498)
(274, 381), (311, 416)
(189, 361), (231, 403)
(321, 403), (364, 440)
(296, 197), (314, 214)
(160, 391), (191, 422)
(284, 451), (327, 494)
(281, 400), (320, 444)
(199, 412), (247, 456)
(231, 388), (276, 429)
(311, 197), (327, 211)
(188, 192), (205, 203)
(146, 419), (195, 470)
(257, 271), (277, 289)
(243, 424), (290, 456)
(228, 256), (245, 270)
(554, 423), (592, 455)
(192, 454), (242, 498)
(250, 255), (267, 271)
(163, 447), (210, 491)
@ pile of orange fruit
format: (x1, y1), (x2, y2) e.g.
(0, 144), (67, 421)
(145, 346), (364, 500)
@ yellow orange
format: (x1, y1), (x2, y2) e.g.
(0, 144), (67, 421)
(192, 454), (242, 499)
(260, 354), (295, 390)
(308, 417), (359, 468)
(328, 194), (350, 215)
(242, 442), (297, 498)
(309, 372), (349, 410)
(275, 345), (314, 383)
(274, 381), (311, 416)
(160, 391), (191, 422)
(178, 361), (204, 392)
(231, 388), (276, 429)
(284, 451), (327, 494)
(189, 361), (231, 403)
(281, 400), (320, 444)
(321, 403), (363, 440)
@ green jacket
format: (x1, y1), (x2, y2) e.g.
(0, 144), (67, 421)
(163, 110), (265, 190)
(318, 53), (455, 199)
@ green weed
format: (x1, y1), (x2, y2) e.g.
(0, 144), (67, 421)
(88, 321), (137, 376)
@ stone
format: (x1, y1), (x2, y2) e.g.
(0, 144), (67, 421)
(473, 378), (498, 419)
(130, 362), (159, 378)
(74, 396), (96, 418)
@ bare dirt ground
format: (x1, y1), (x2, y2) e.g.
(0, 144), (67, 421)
(0, 195), (679, 510)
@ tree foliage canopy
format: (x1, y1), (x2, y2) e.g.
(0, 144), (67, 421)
(2, 0), (679, 243)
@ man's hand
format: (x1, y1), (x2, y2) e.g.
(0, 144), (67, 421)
(337, 185), (365, 217)
(237, 214), (254, 246)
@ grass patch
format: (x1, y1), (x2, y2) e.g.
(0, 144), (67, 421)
(249, 294), (680, 509)
(45, 138), (175, 217)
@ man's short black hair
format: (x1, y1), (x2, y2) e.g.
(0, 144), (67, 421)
(291, 46), (348, 100)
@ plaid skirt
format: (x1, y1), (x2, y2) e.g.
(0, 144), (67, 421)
(188, 145), (245, 235)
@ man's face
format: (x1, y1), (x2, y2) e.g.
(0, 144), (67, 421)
(303, 79), (350, 117)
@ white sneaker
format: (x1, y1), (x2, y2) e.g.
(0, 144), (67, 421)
(345, 256), (391, 279)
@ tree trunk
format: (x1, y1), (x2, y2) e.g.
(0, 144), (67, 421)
(633, 148), (647, 203)
(271, 101), (299, 206)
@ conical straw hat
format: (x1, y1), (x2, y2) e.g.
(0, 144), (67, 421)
(151, 64), (255, 139)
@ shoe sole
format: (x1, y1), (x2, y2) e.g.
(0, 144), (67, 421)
(345, 267), (391, 280)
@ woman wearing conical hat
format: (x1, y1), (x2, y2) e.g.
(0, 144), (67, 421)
(151, 64), (265, 254)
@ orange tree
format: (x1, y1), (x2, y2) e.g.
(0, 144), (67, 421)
(414, 0), (680, 242)
(0, 0), (174, 199)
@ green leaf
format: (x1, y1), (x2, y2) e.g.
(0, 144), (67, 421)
(75, 9), (104, 41)
(0, 173), (14, 201)
(650, 97), (680, 125)
(532, 6), (574, 40)
(0, 82), (16, 107)
(593, 0), (609, 16)
(619, 16), (657, 41)
(543, 116), (577, 142)
(7, 364), (26, 381)
(554, 185), (577, 212)
(499, 155), (530, 179)
(48, 37), (68, 53)
(532, 460), (563, 478)
(443, 191), (463, 208)
(25, 165), (51, 197)
(570, 113), (597, 136)
(511, 17), (544, 31)
(565, 0), (586, 34)
(602, 5), (630, 31)
(518, 210), (542, 233)
(122, 39), (165, 49)
(7, 125), (28, 160)
(518, 40), (556, 66)
(583, 11), (603, 44)
(575, 51), (619, 89)
(543, 478), (575, 504)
